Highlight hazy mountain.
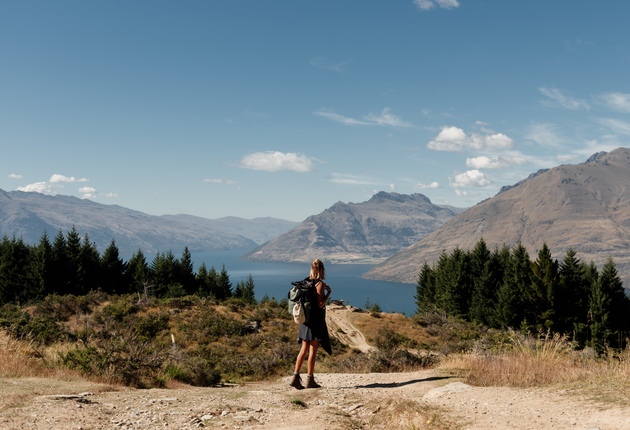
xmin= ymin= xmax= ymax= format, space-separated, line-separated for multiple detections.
xmin=159 ymin=214 xmax=299 ymax=245
xmin=240 ymin=192 xmax=464 ymax=263
xmin=0 ymin=190 xmax=268 ymax=256
xmin=362 ymin=148 xmax=630 ymax=285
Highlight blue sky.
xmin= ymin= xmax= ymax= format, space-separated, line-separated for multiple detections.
xmin=2 ymin=1 xmax=629 ymax=222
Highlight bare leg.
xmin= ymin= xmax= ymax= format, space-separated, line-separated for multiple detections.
xmin=294 ymin=340 xmax=310 ymax=374
xmin=307 ymin=340 xmax=320 ymax=375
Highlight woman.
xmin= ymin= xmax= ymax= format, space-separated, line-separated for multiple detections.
xmin=290 ymin=259 xmax=332 ymax=389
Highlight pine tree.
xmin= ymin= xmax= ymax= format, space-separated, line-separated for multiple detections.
xmin=415 ymin=261 xmax=436 ymax=314
xmin=435 ymin=247 xmax=472 ymax=318
xmin=77 ymin=233 xmax=100 ymax=295
xmin=495 ymin=243 xmax=529 ymax=329
xmin=100 ymin=239 xmax=128 ymax=294
xmin=176 ymin=247 xmax=196 ymax=295
xmin=151 ymin=250 xmax=177 ymax=297
xmin=65 ymin=226 xmax=82 ymax=295
xmin=127 ymin=249 xmax=149 ymax=294
xmin=216 ymin=264 xmax=232 ymax=300
xmin=240 ymin=274 xmax=256 ymax=304
xmin=196 ymin=262 xmax=218 ymax=298
xmin=28 ymin=230 xmax=53 ymax=300
xmin=590 ymin=257 xmax=630 ymax=349
xmin=0 ymin=236 xmax=31 ymax=305
xmin=526 ymin=243 xmax=559 ymax=331
xmin=51 ymin=229 xmax=69 ymax=295
xmin=469 ymin=239 xmax=500 ymax=326
xmin=557 ymin=249 xmax=589 ymax=341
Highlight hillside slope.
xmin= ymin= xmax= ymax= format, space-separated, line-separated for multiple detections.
xmin=159 ymin=214 xmax=299 ymax=245
xmin=240 ymin=192 xmax=462 ymax=263
xmin=362 ymin=147 xmax=630 ymax=285
xmin=0 ymin=190 xmax=258 ymax=255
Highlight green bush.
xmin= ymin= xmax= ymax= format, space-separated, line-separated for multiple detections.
xmin=135 ymin=312 xmax=170 ymax=340
xmin=0 ymin=304 xmax=66 ymax=345
xmin=102 ymin=297 xmax=140 ymax=322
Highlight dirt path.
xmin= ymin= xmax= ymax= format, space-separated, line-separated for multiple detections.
xmin=2 ymin=308 xmax=630 ymax=429
xmin=325 ymin=304 xmax=374 ymax=353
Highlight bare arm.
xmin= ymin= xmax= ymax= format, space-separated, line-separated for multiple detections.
xmin=315 ymin=281 xmax=331 ymax=308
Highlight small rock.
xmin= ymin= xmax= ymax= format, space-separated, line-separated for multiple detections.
xmin=78 ymin=392 xmax=94 ymax=396
xmin=201 ymin=415 xmax=214 ymax=420
xmin=423 ymin=383 xmax=473 ymax=399
xmin=221 ymin=411 xmax=229 ymax=417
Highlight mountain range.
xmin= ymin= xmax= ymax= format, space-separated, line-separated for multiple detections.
xmin=0 ymin=189 xmax=297 ymax=256
xmin=240 ymin=191 xmax=465 ymax=263
xmin=362 ymin=148 xmax=630 ymax=286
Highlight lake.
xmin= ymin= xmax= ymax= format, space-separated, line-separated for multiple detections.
xmin=190 ymin=250 xmax=417 ymax=315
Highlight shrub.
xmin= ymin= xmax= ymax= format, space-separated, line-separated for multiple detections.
xmin=135 ymin=312 xmax=170 ymax=340
xmin=0 ymin=304 xmax=66 ymax=345
xmin=102 ymin=297 xmax=140 ymax=322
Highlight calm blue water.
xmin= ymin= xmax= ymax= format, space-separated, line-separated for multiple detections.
xmin=190 ymin=250 xmax=417 ymax=315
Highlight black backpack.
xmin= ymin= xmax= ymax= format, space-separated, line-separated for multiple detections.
xmin=288 ymin=277 xmax=314 ymax=320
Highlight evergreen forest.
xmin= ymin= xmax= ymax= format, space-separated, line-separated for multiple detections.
xmin=0 ymin=227 xmax=256 ymax=306
xmin=415 ymin=238 xmax=630 ymax=351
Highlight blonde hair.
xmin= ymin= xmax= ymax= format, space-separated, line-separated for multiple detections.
xmin=309 ymin=259 xmax=326 ymax=280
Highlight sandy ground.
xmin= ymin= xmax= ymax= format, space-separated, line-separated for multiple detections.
xmin=1 ymin=307 xmax=629 ymax=429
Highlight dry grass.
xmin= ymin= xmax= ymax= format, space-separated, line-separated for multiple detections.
xmin=443 ymin=330 xmax=630 ymax=399
xmin=0 ymin=330 xmax=106 ymax=384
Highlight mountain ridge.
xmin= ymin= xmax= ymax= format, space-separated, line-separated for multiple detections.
xmin=240 ymin=191 xmax=464 ymax=263
xmin=362 ymin=147 xmax=630 ymax=286
xmin=0 ymin=190 xmax=295 ymax=256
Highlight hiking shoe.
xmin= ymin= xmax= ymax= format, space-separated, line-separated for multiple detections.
xmin=289 ymin=374 xmax=304 ymax=390
xmin=306 ymin=376 xmax=321 ymax=389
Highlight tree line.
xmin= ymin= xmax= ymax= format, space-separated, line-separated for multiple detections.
xmin=415 ymin=239 xmax=630 ymax=350
xmin=0 ymin=227 xmax=256 ymax=306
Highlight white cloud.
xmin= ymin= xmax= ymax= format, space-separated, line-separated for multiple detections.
xmin=79 ymin=187 xmax=97 ymax=193
xmin=454 ymin=189 xmax=468 ymax=196
xmin=310 ymin=57 xmax=351 ymax=73
xmin=203 ymin=178 xmax=241 ymax=189
xmin=598 ymin=92 xmax=630 ymax=113
xmin=427 ymin=126 xmax=515 ymax=151
xmin=413 ymin=0 xmax=459 ymax=10
xmin=8 ymin=174 xmax=22 ymax=179
xmin=557 ymin=154 xmax=580 ymax=163
xmin=49 ymin=174 xmax=89 ymax=183
xmin=239 ymin=151 xmax=315 ymax=172
xmin=105 ymin=193 xmax=118 ymax=198
xmin=364 ymin=108 xmax=413 ymax=127
xmin=475 ymin=121 xmax=489 ymax=126
xmin=414 ymin=182 xmax=440 ymax=190
xmin=538 ymin=87 xmax=590 ymax=110
xmin=449 ymin=170 xmax=492 ymax=188
xmin=81 ymin=193 xmax=96 ymax=199
xmin=389 ymin=184 xmax=397 ymax=191
xmin=598 ymin=118 xmax=630 ymax=135
xmin=329 ymin=173 xmax=376 ymax=185
xmin=466 ymin=155 xmax=528 ymax=170
xmin=314 ymin=108 xmax=412 ymax=127
xmin=313 ymin=110 xmax=372 ymax=125
xmin=17 ymin=182 xmax=54 ymax=194
xmin=527 ymin=123 xmax=565 ymax=147
xmin=360 ymin=188 xmax=379 ymax=194
xmin=421 ymin=109 xmax=431 ymax=115
xmin=466 ymin=156 xmax=510 ymax=169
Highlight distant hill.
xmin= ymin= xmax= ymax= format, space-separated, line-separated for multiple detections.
xmin=362 ymin=148 xmax=630 ymax=286
xmin=0 ymin=189 xmax=297 ymax=256
xmin=160 ymin=214 xmax=298 ymax=245
xmin=240 ymin=192 xmax=464 ymax=263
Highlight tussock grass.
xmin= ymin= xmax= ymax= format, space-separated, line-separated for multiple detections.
xmin=443 ymin=330 xmax=630 ymax=394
